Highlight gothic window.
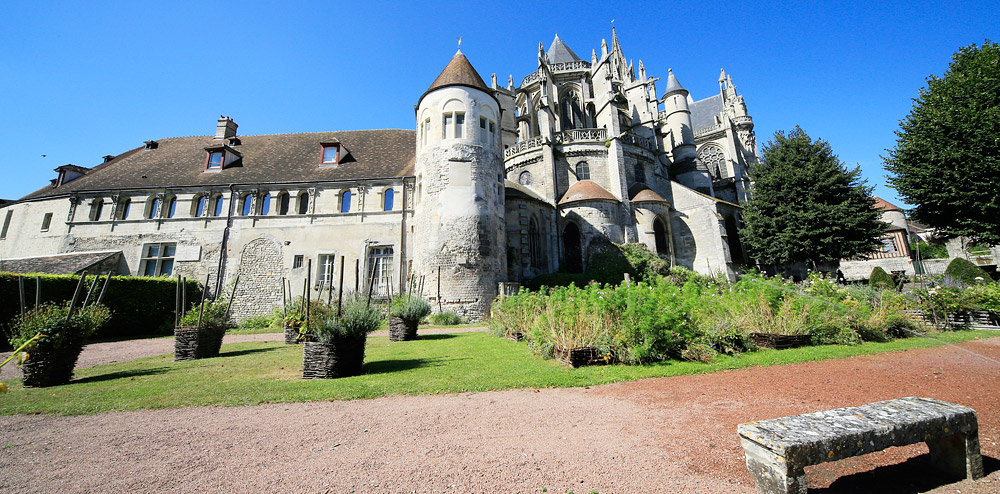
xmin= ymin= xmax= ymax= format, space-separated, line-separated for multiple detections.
xmin=193 ymin=195 xmax=207 ymax=217
xmin=697 ymin=144 xmax=726 ymax=179
xmin=529 ymin=217 xmax=542 ymax=269
xmin=519 ymin=171 xmax=531 ymax=186
xmin=575 ymin=162 xmax=590 ymax=180
xmin=561 ymin=94 xmax=583 ymax=131
xmin=212 ymin=195 xmax=224 ymax=217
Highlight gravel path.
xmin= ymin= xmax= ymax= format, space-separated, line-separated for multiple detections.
xmin=1 ymin=335 xmax=999 ymax=493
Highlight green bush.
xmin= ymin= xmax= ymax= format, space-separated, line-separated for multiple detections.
xmin=237 ymin=314 xmax=274 ymax=331
xmin=429 ymin=311 xmax=462 ymax=325
xmin=909 ymin=241 xmax=949 ymax=259
xmin=7 ymin=302 xmax=111 ymax=351
xmin=944 ymin=257 xmax=990 ymax=285
xmin=314 ymin=299 xmax=384 ymax=343
xmin=389 ymin=295 xmax=432 ymax=323
xmin=0 ymin=272 xmax=201 ymax=341
xmin=524 ymin=243 xmax=670 ymax=290
xmin=869 ymin=267 xmax=896 ymax=291
xmin=178 ymin=298 xmax=232 ymax=330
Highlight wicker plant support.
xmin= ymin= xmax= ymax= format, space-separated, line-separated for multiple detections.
xmin=302 ymin=338 xmax=366 ymax=379
xmin=388 ymin=316 xmax=418 ymax=341
xmin=554 ymin=346 xmax=605 ymax=368
xmin=20 ymin=341 xmax=86 ymax=387
xmin=284 ymin=325 xmax=301 ymax=345
xmin=174 ymin=325 xmax=227 ymax=361
xmin=749 ymin=332 xmax=812 ymax=350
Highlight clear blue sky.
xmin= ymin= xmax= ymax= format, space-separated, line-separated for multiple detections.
xmin=1 ymin=0 xmax=996 ymax=208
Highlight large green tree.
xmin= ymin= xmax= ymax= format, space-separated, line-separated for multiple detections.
xmin=884 ymin=40 xmax=1000 ymax=245
xmin=740 ymin=126 xmax=884 ymax=268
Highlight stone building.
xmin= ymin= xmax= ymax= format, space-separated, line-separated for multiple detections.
xmin=838 ymin=197 xmax=916 ymax=281
xmin=0 ymin=29 xmax=758 ymax=321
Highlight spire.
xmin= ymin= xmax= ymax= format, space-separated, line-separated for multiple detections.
xmin=663 ymin=68 xmax=686 ymax=96
xmin=591 ymin=49 xmax=597 ymax=65
xmin=611 ymin=26 xmax=621 ymax=53
xmin=507 ymin=74 xmax=513 ymax=91
xmin=538 ymin=42 xmax=547 ymax=67
xmin=638 ymin=60 xmax=646 ymax=81
xmin=546 ymin=33 xmax=582 ymax=63
xmin=719 ymin=68 xmax=727 ymax=83
xmin=601 ymin=38 xmax=608 ymax=57
xmin=420 ymin=50 xmax=491 ymax=105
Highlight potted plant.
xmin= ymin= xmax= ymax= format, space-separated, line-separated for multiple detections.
xmin=302 ymin=299 xmax=383 ymax=379
xmin=283 ymin=298 xmax=306 ymax=344
xmin=388 ymin=295 xmax=431 ymax=341
xmin=174 ymin=298 xmax=233 ymax=361
xmin=7 ymin=302 xmax=111 ymax=387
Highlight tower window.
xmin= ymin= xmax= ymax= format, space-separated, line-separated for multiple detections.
xmin=634 ymin=163 xmax=646 ymax=184
xmin=443 ymin=114 xmax=452 ymax=138
xmin=423 ymin=118 xmax=430 ymax=145
xmin=576 ymin=162 xmax=590 ymax=180
xmin=455 ymin=113 xmax=464 ymax=138
xmin=519 ymin=171 xmax=531 ymax=185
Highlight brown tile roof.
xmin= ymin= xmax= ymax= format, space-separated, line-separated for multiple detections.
xmin=872 ymin=196 xmax=901 ymax=211
xmin=419 ymin=50 xmax=492 ymax=106
xmin=628 ymin=184 xmax=670 ymax=204
xmin=558 ymin=180 xmax=619 ymax=206
xmin=18 ymin=129 xmax=416 ymax=201
xmin=0 ymin=251 xmax=121 ymax=275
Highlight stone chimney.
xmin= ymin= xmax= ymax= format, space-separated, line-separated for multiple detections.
xmin=215 ymin=116 xmax=238 ymax=140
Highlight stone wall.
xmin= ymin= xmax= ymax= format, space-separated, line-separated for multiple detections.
xmin=839 ymin=256 xmax=915 ymax=281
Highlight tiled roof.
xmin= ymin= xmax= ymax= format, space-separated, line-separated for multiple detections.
xmin=558 ymin=180 xmax=619 ymax=206
xmin=0 ymin=251 xmax=121 ymax=275
xmin=873 ymin=196 xmax=901 ymax=211
xmin=18 ymin=129 xmax=416 ymax=201
xmin=628 ymin=184 xmax=669 ymax=204
xmin=546 ymin=34 xmax=582 ymax=63
xmin=690 ymin=93 xmax=723 ymax=133
xmin=420 ymin=50 xmax=491 ymax=105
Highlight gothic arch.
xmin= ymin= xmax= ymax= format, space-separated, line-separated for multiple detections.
xmin=697 ymin=143 xmax=727 ymax=180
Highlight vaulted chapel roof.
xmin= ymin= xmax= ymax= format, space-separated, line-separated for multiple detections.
xmin=419 ymin=49 xmax=491 ymax=105
xmin=545 ymin=34 xmax=582 ymax=63
xmin=558 ymin=180 xmax=619 ymax=206
xmin=629 ymin=184 xmax=669 ymax=204
xmin=18 ymin=129 xmax=416 ymax=201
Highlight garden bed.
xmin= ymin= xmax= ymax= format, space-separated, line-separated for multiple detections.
xmin=749 ymin=333 xmax=812 ymax=350
xmin=554 ymin=346 xmax=609 ymax=368
xmin=174 ymin=325 xmax=227 ymax=361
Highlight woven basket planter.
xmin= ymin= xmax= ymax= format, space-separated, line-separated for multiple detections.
xmin=20 ymin=341 xmax=86 ymax=388
xmin=388 ymin=316 xmax=418 ymax=341
xmin=284 ymin=326 xmax=301 ymax=345
xmin=554 ymin=346 xmax=606 ymax=368
xmin=174 ymin=325 xmax=227 ymax=361
xmin=302 ymin=338 xmax=366 ymax=379
xmin=749 ymin=332 xmax=812 ymax=350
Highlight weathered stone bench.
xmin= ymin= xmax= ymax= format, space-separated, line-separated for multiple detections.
xmin=737 ymin=397 xmax=983 ymax=494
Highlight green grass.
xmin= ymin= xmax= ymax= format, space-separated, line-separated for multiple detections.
xmin=1 ymin=330 xmax=994 ymax=415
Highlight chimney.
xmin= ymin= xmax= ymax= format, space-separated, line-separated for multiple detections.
xmin=216 ymin=116 xmax=238 ymax=140
xmin=102 ymin=155 xmax=115 ymax=163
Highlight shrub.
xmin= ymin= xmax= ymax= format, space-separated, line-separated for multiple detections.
xmin=178 ymin=298 xmax=232 ymax=330
xmin=869 ymin=267 xmax=896 ymax=291
xmin=429 ymin=311 xmax=462 ymax=325
xmin=283 ymin=298 xmax=336 ymax=336
xmin=314 ymin=299 xmax=384 ymax=343
xmin=8 ymin=302 xmax=111 ymax=351
xmin=909 ymin=241 xmax=948 ymax=259
xmin=237 ymin=314 xmax=274 ymax=331
xmin=944 ymin=257 xmax=990 ymax=285
xmin=389 ymin=295 xmax=432 ymax=323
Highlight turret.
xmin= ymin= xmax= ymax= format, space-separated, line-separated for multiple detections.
xmin=413 ymin=50 xmax=506 ymax=320
xmin=661 ymin=69 xmax=712 ymax=194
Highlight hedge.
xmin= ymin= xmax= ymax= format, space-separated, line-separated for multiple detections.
xmin=1 ymin=272 xmax=202 ymax=343
xmin=944 ymin=257 xmax=990 ymax=285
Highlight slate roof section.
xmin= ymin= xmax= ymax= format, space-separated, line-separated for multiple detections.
xmin=18 ymin=129 xmax=416 ymax=201
xmin=663 ymin=69 xmax=686 ymax=95
xmin=420 ymin=50 xmax=491 ymax=106
xmin=546 ymin=34 xmax=582 ymax=63
xmin=0 ymin=251 xmax=121 ymax=275
xmin=558 ymin=180 xmax=619 ymax=206
xmin=690 ymin=93 xmax=724 ymax=133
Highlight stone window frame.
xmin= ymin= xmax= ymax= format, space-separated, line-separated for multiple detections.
xmin=239 ymin=193 xmax=253 ymax=216
xmin=297 ymin=191 xmax=310 ymax=215
xmin=89 ymin=198 xmax=105 ymax=221
xmin=276 ymin=191 xmax=290 ymax=215
xmin=117 ymin=197 xmax=132 ymax=220
xmin=382 ymin=187 xmax=394 ymax=212
xmin=145 ymin=197 xmax=161 ymax=219
xmin=164 ymin=195 xmax=178 ymax=218
xmin=258 ymin=192 xmax=271 ymax=215
xmin=211 ymin=194 xmax=225 ymax=217
xmin=292 ymin=254 xmax=305 ymax=270
xmin=339 ymin=189 xmax=352 ymax=213
xmin=139 ymin=242 xmax=176 ymax=277
xmin=192 ymin=194 xmax=208 ymax=217
xmin=40 ymin=212 xmax=53 ymax=232
xmin=366 ymin=245 xmax=394 ymax=297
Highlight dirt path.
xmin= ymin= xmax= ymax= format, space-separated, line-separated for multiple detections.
xmin=1 ymin=336 xmax=999 ymax=493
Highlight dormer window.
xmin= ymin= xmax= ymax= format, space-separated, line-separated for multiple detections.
xmin=207 ymin=151 xmax=223 ymax=169
xmin=203 ymin=144 xmax=241 ymax=171
xmin=321 ymin=143 xmax=340 ymax=165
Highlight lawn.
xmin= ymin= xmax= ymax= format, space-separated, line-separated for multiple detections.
xmin=1 ymin=330 xmax=994 ymax=415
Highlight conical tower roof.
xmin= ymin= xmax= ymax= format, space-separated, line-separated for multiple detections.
xmin=663 ymin=68 xmax=687 ymax=96
xmin=546 ymin=34 xmax=582 ymax=63
xmin=419 ymin=49 xmax=493 ymax=106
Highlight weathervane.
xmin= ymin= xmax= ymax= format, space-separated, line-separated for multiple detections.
xmin=457 ymin=36 xmax=462 ymax=50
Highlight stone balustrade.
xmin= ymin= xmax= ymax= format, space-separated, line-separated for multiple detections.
xmin=553 ymin=128 xmax=607 ymax=144
xmin=620 ymin=131 xmax=657 ymax=152
xmin=504 ymin=136 xmax=545 ymax=159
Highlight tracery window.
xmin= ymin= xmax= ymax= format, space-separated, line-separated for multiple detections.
xmin=697 ymin=144 xmax=726 ymax=179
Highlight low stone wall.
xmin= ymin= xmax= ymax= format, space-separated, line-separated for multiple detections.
xmin=839 ymin=256 xmax=914 ymax=281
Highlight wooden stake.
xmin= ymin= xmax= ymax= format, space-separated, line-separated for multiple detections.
xmin=437 ymin=266 xmax=442 ymax=313
xmin=81 ymin=274 xmax=100 ymax=309
xmin=195 ymin=273 xmax=210 ymax=329
xmin=224 ymin=275 xmax=240 ymax=322
xmin=366 ymin=260 xmax=377 ymax=307
xmin=336 ymin=255 xmax=345 ymax=316
xmin=95 ymin=271 xmax=112 ymax=306
xmin=65 ymin=272 xmax=88 ymax=322
xmin=354 ymin=259 xmax=360 ymax=293
xmin=181 ymin=277 xmax=187 ymax=316
xmin=17 ymin=275 xmax=25 ymax=316
xmin=175 ymin=274 xmax=182 ymax=327
xmin=305 ymin=258 xmax=312 ymax=332
xmin=281 ymin=277 xmax=287 ymax=320
xmin=34 ymin=276 xmax=40 ymax=312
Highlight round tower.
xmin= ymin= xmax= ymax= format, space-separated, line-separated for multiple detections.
xmin=661 ymin=69 xmax=713 ymax=194
xmin=413 ymin=50 xmax=506 ymax=320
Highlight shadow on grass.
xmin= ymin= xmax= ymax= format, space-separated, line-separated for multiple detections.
xmin=72 ymin=366 xmax=170 ymax=384
xmin=416 ymin=334 xmax=459 ymax=341
xmin=220 ymin=346 xmax=282 ymax=358
xmin=810 ymin=453 xmax=999 ymax=493
xmin=363 ymin=356 xmax=470 ymax=375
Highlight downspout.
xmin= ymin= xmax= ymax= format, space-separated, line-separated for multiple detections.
xmin=215 ymin=184 xmax=236 ymax=296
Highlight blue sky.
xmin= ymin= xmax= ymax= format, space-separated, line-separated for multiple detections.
xmin=1 ymin=0 xmax=996 ymax=208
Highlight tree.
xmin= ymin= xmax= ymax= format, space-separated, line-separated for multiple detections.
xmin=884 ymin=40 xmax=1000 ymax=245
xmin=740 ymin=126 xmax=885 ymax=269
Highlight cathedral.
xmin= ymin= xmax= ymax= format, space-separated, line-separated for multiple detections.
xmin=0 ymin=29 xmax=758 ymax=321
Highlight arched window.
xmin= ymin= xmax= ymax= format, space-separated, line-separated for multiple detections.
xmin=561 ymin=94 xmax=583 ymax=131
xmin=634 ymin=163 xmax=646 ymax=184
xmin=118 ymin=198 xmax=131 ymax=220
xmin=519 ymin=171 xmax=531 ymax=185
xmin=653 ymin=218 xmax=670 ymax=257
xmin=277 ymin=192 xmax=290 ymax=215
xmin=297 ymin=192 xmax=310 ymax=214
xmin=166 ymin=197 xmax=177 ymax=218
xmin=260 ymin=193 xmax=271 ymax=215
xmin=240 ymin=194 xmax=252 ymax=216
xmin=194 ymin=195 xmax=207 ymax=217
xmin=90 ymin=199 xmax=104 ymax=221
xmin=575 ymin=162 xmax=590 ymax=180
xmin=383 ymin=188 xmax=393 ymax=211
xmin=529 ymin=217 xmax=542 ymax=269
xmin=340 ymin=189 xmax=351 ymax=213
xmin=697 ymin=144 xmax=726 ymax=180
xmin=147 ymin=198 xmax=160 ymax=219
xmin=212 ymin=195 xmax=225 ymax=217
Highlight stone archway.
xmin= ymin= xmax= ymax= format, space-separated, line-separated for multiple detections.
xmin=653 ymin=217 xmax=670 ymax=257
xmin=233 ymin=237 xmax=284 ymax=320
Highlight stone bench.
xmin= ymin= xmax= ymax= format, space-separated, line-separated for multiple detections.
xmin=737 ymin=397 xmax=983 ymax=494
